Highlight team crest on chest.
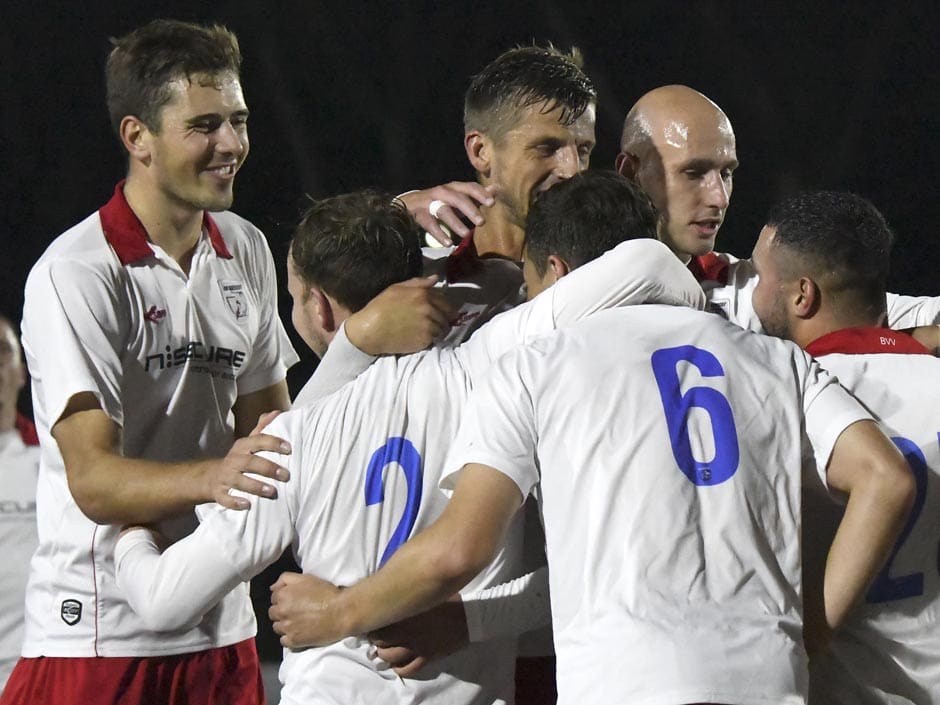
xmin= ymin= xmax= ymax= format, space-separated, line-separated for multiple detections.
xmin=218 ymin=280 xmax=249 ymax=322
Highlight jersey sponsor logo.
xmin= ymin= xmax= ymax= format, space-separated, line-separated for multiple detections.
xmin=144 ymin=305 xmax=167 ymax=323
xmin=218 ymin=280 xmax=249 ymax=322
xmin=144 ymin=341 xmax=246 ymax=378
xmin=450 ymin=309 xmax=481 ymax=328
xmin=61 ymin=599 xmax=82 ymax=625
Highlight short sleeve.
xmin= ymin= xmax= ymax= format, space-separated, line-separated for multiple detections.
xmin=22 ymin=257 xmax=128 ymax=428
xmin=886 ymin=293 xmax=940 ymax=328
xmin=799 ymin=354 xmax=874 ymax=489
xmin=234 ymin=230 xmax=298 ymax=395
xmin=441 ymin=346 xmax=541 ymax=499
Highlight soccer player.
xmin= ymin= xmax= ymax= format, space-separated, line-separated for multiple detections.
xmin=615 ymin=84 xmax=940 ymax=329
xmin=1 ymin=20 xmax=298 ymax=705
xmin=749 ymin=190 xmax=940 ymax=704
xmin=0 ymin=316 xmax=38 ymax=695
xmin=112 ymin=174 xmax=705 ymax=704
xmin=264 ymin=215 xmax=915 ymax=704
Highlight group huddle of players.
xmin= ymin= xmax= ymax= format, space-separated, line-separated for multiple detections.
xmin=2 ymin=16 xmax=939 ymax=705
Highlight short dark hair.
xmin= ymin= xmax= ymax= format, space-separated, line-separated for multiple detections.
xmin=463 ymin=45 xmax=596 ymax=140
xmin=766 ymin=190 xmax=894 ymax=314
xmin=524 ymin=171 xmax=658 ymax=276
xmin=106 ymin=19 xmax=242 ymax=137
xmin=290 ymin=191 xmax=424 ymax=312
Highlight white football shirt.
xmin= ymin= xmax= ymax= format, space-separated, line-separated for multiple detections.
xmin=20 ymin=183 xmax=298 ymax=657
xmin=0 ymin=430 xmax=39 ymax=692
xmin=803 ymin=328 xmax=940 ymax=705
xmin=444 ymin=305 xmax=872 ymax=705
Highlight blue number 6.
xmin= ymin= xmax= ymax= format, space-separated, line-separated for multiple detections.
xmin=364 ymin=437 xmax=423 ymax=566
xmin=651 ymin=345 xmax=739 ymax=486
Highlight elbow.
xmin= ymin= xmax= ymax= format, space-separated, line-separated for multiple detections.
xmin=68 ymin=476 xmax=115 ymax=525
xmin=434 ymin=535 xmax=494 ymax=593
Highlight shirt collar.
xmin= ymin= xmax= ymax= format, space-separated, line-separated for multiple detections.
xmin=445 ymin=228 xmax=481 ymax=282
xmin=805 ymin=327 xmax=932 ymax=357
xmin=687 ymin=252 xmax=730 ymax=285
xmin=99 ymin=180 xmax=233 ymax=265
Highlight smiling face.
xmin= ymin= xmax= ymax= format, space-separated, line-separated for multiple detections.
xmin=143 ymin=71 xmax=249 ymax=214
xmin=481 ymin=101 xmax=596 ymax=227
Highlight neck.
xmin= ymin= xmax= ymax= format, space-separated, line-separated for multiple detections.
xmin=123 ymin=176 xmax=203 ymax=267
xmin=795 ymin=309 xmax=884 ymax=350
xmin=471 ymin=203 xmax=525 ymax=261
xmin=0 ymin=400 xmax=17 ymax=434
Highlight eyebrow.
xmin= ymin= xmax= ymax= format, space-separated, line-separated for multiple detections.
xmin=679 ymin=157 xmax=739 ymax=171
xmin=186 ymin=109 xmax=250 ymax=125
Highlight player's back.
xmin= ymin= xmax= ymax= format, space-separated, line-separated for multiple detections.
xmin=279 ymin=349 xmax=520 ymax=705
xmin=807 ymin=335 xmax=940 ymax=705
xmin=507 ymin=304 xmax=842 ymax=705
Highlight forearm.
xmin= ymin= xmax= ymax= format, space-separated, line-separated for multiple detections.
xmin=462 ymin=565 xmax=551 ymax=642
xmin=67 ymin=451 xmax=218 ymax=525
xmin=824 ymin=472 xmax=914 ymax=630
xmin=333 ymin=521 xmax=481 ymax=642
xmin=115 ymin=528 xmax=245 ymax=631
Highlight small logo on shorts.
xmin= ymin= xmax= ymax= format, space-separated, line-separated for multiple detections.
xmin=218 ymin=280 xmax=248 ymax=322
xmin=61 ymin=599 xmax=82 ymax=625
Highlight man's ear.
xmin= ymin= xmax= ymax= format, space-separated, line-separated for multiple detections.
xmin=615 ymin=151 xmax=639 ymax=180
xmin=311 ymin=288 xmax=336 ymax=333
xmin=793 ymin=277 xmax=821 ymax=319
xmin=465 ymin=131 xmax=491 ymax=176
xmin=547 ymin=255 xmax=571 ymax=281
xmin=120 ymin=116 xmax=152 ymax=166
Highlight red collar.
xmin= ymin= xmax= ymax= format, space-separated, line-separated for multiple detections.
xmin=445 ymin=229 xmax=481 ymax=282
xmin=688 ymin=253 xmax=730 ymax=285
xmin=805 ymin=327 xmax=932 ymax=357
xmin=99 ymin=181 xmax=232 ymax=265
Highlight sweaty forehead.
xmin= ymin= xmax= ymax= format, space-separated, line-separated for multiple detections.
xmin=503 ymin=101 xmax=596 ymax=140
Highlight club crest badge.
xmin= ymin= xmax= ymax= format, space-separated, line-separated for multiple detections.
xmin=218 ymin=280 xmax=249 ymax=322
xmin=61 ymin=598 xmax=82 ymax=625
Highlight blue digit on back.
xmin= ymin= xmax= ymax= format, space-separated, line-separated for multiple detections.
xmin=364 ymin=437 xmax=423 ymax=566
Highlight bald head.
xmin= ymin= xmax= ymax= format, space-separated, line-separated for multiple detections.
xmin=616 ymin=85 xmax=738 ymax=261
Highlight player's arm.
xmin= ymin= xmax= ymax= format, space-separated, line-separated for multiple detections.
xmin=232 ymin=379 xmax=290 ymax=437
xmin=821 ymin=419 xmax=915 ymax=636
xmin=370 ymin=566 xmax=551 ymax=676
xmin=53 ymin=392 xmax=291 ymax=525
xmin=904 ymin=325 xmax=940 ymax=355
xmin=399 ymin=182 xmax=495 ymax=245
xmin=269 ymin=463 xmax=524 ymax=648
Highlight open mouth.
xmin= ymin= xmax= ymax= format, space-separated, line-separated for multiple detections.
xmin=206 ymin=164 xmax=237 ymax=178
xmin=693 ymin=220 xmax=722 ymax=236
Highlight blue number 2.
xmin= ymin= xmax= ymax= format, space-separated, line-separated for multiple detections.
xmin=364 ymin=437 xmax=423 ymax=566
xmin=651 ymin=345 xmax=739 ymax=486
xmin=865 ymin=435 xmax=929 ymax=603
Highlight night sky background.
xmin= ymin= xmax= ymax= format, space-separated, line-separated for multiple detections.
xmin=3 ymin=0 xmax=939 ymax=657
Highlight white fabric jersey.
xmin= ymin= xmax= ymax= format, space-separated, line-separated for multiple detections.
xmin=691 ymin=251 xmax=940 ymax=331
xmin=444 ymin=306 xmax=872 ymax=705
xmin=113 ymin=239 xmax=706 ymax=704
xmin=802 ymin=328 xmax=940 ymax=705
xmin=20 ymin=183 xmax=298 ymax=657
xmin=0 ymin=430 xmax=39 ymax=691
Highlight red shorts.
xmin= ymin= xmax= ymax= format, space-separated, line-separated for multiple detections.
xmin=0 ymin=638 xmax=264 ymax=705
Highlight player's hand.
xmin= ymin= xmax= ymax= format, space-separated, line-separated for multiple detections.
xmin=269 ymin=572 xmax=345 ymax=648
xmin=201 ymin=433 xmax=291 ymax=510
xmin=400 ymin=182 xmax=495 ymax=245
xmin=367 ymin=596 xmax=468 ymax=676
xmin=345 ymin=276 xmax=457 ymax=355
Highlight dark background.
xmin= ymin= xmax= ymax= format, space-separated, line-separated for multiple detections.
xmin=4 ymin=0 xmax=938 ymax=656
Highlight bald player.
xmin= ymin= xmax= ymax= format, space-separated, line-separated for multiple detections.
xmin=750 ymin=190 xmax=940 ymax=704
xmin=616 ymin=84 xmax=940 ymax=330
